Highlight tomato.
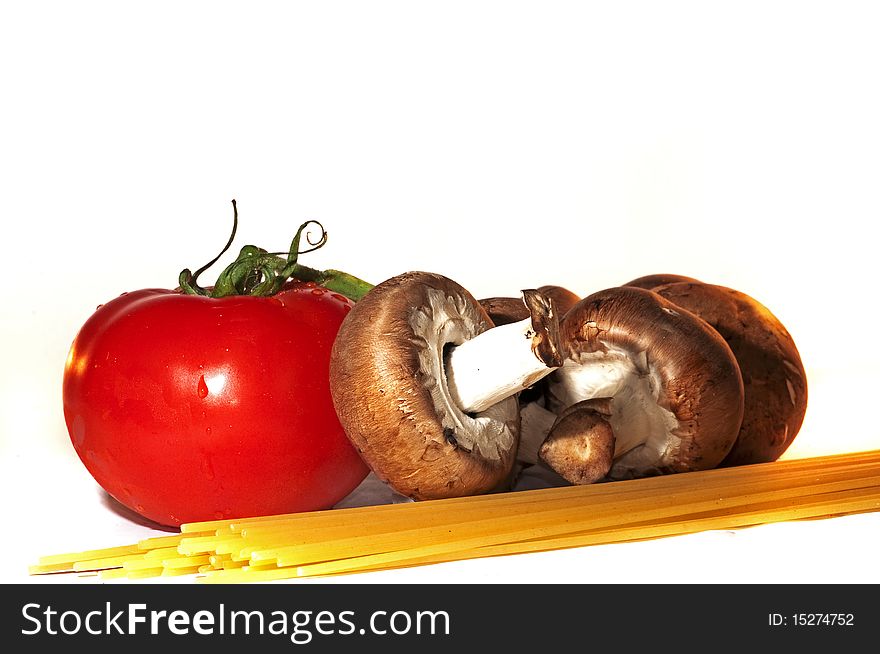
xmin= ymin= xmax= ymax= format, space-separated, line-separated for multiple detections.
xmin=62 ymin=282 xmax=369 ymax=528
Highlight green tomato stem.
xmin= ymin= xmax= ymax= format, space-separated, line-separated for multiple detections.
xmin=178 ymin=200 xmax=375 ymax=302
xmin=289 ymin=265 xmax=375 ymax=302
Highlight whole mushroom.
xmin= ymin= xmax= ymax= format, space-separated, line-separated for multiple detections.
xmin=537 ymin=399 xmax=616 ymax=485
xmin=329 ymin=272 xmax=565 ymax=500
xmin=540 ymin=286 xmax=746 ymax=480
xmin=626 ymin=277 xmax=808 ymax=465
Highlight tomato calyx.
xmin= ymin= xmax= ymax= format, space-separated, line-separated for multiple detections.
xmin=178 ymin=199 xmax=375 ymax=301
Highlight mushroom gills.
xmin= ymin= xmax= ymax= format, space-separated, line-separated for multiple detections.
xmin=546 ymin=344 xmax=680 ymax=470
xmin=518 ymin=401 xmax=558 ymax=465
xmin=409 ymin=287 xmax=519 ymax=462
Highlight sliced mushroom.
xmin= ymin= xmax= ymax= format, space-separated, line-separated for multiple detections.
xmin=545 ymin=286 xmax=745 ymax=479
xmin=480 ymin=285 xmax=581 ymax=326
xmin=646 ymin=281 xmax=808 ymax=465
xmin=538 ymin=399 xmax=616 ymax=485
xmin=329 ymin=271 xmax=563 ymax=500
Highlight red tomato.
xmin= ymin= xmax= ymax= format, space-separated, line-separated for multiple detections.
xmin=62 ymin=283 xmax=369 ymax=528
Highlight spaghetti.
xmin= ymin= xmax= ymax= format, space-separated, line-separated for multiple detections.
xmin=30 ymin=450 xmax=880 ymax=583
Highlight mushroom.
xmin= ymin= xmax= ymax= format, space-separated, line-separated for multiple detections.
xmin=480 ymin=285 xmax=581 ymax=326
xmin=537 ymin=399 xmax=616 ymax=485
xmin=635 ymin=280 xmax=808 ymax=465
xmin=543 ymin=286 xmax=745 ymax=480
xmin=329 ymin=271 xmax=565 ymax=500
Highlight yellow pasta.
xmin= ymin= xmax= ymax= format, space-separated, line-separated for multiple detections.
xmin=37 ymin=543 xmax=142 ymax=567
xmin=30 ymin=450 xmax=880 ymax=583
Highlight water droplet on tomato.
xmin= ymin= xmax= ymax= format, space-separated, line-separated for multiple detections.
xmin=197 ymin=375 xmax=209 ymax=398
xmin=214 ymin=511 xmax=225 ymax=520
xmin=72 ymin=415 xmax=86 ymax=446
xmin=305 ymin=281 xmax=316 ymax=288
xmin=201 ymin=456 xmax=216 ymax=480
xmin=205 ymin=426 xmax=212 ymax=435
xmin=342 ymin=304 xmax=351 ymax=314
xmin=136 ymin=504 xmax=145 ymax=513
xmin=96 ymin=304 xmax=103 ymax=310
xmin=268 ymin=297 xmax=283 ymax=307
xmin=311 ymin=287 xmax=325 ymax=295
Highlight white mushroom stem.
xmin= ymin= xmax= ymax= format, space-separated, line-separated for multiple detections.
xmin=546 ymin=346 xmax=678 ymax=461
xmin=445 ymin=317 xmax=559 ymax=414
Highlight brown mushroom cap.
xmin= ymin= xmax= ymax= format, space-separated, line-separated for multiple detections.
xmin=649 ymin=281 xmax=808 ymax=465
xmin=538 ymin=399 xmax=615 ymax=485
xmin=329 ymin=271 xmax=520 ymax=500
xmin=547 ymin=286 xmax=745 ymax=478
xmin=624 ymin=273 xmax=701 ymax=290
xmin=478 ymin=297 xmax=529 ymax=326
xmin=480 ymin=285 xmax=580 ymax=326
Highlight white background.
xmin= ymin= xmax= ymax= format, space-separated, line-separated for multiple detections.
xmin=1 ymin=1 xmax=878 ymax=583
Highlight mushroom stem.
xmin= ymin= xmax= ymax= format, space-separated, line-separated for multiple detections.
xmin=445 ymin=289 xmax=563 ymax=414
xmin=445 ymin=320 xmax=553 ymax=414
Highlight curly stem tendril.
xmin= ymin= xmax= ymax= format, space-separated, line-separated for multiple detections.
xmin=178 ymin=200 xmax=373 ymax=301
